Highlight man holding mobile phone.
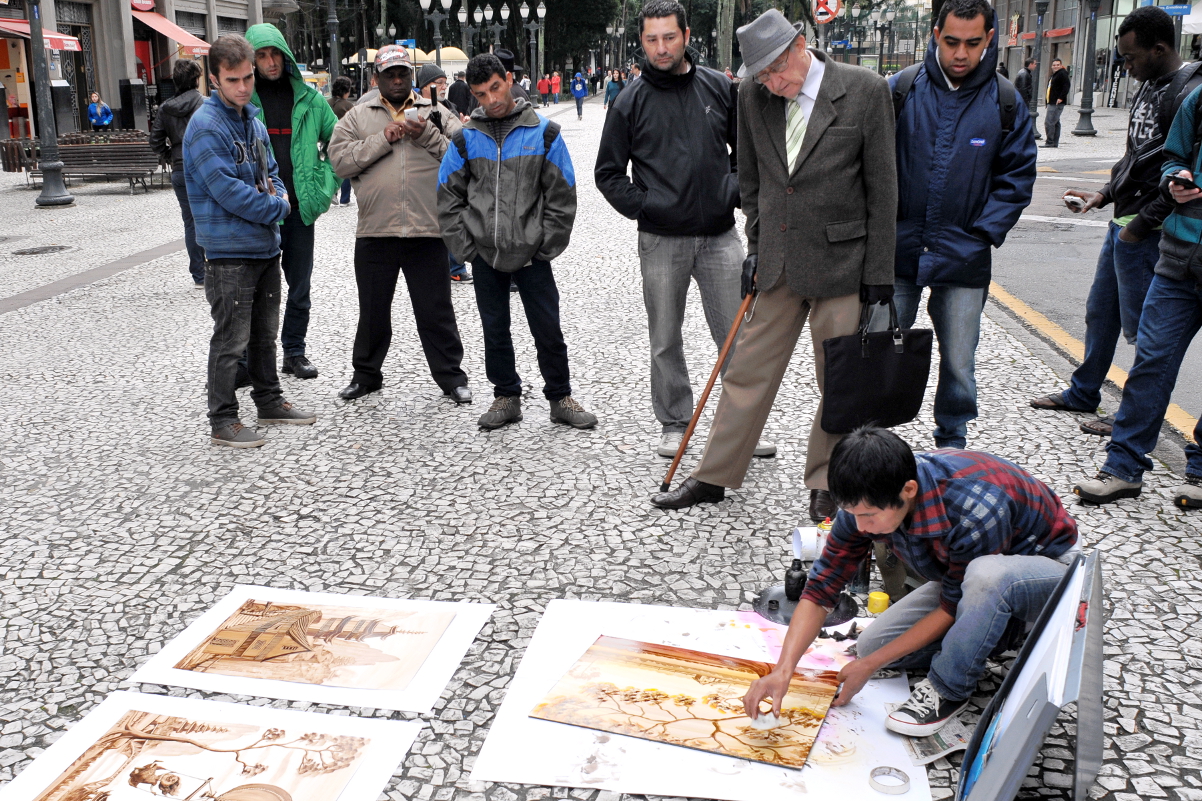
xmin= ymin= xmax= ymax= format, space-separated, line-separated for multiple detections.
xmin=1032 ymin=7 xmax=1201 ymax=441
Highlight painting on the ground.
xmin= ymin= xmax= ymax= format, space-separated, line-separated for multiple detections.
xmin=173 ymin=598 xmax=456 ymax=691
xmin=530 ymin=635 xmax=839 ymax=768
xmin=32 ymin=708 xmax=369 ymax=801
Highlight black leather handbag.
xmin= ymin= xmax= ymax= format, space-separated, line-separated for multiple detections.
xmin=820 ymin=300 xmax=933 ymax=435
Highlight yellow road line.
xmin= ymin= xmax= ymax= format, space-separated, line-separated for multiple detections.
xmin=989 ymin=281 xmax=1197 ymax=442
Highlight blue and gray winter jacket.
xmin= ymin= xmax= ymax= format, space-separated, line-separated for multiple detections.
xmin=891 ymin=23 xmax=1037 ymax=288
xmin=1157 ymin=84 xmax=1202 ymax=284
xmin=183 ymin=92 xmax=290 ymax=261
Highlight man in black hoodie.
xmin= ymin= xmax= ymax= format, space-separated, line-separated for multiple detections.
xmin=596 ymin=0 xmax=774 ymax=462
xmin=150 ymin=59 xmax=205 ymax=286
xmin=1043 ymin=58 xmax=1071 ymax=147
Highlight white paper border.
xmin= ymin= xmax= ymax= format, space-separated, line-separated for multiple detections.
xmin=2 ymin=691 xmax=422 ymax=801
xmin=128 ymin=585 xmax=495 ymax=713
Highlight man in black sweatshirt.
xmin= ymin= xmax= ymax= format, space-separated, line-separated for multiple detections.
xmin=1043 ymin=57 xmax=1072 ymax=147
xmin=596 ymin=0 xmax=773 ymax=462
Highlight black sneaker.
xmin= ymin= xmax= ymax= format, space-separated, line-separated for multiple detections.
xmin=549 ymin=395 xmax=598 ymax=429
xmin=478 ymin=396 xmax=522 ymax=429
xmin=885 ymin=678 xmax=969 ymax=736
xmin=282 ymin=355 xmax=318 ymax=379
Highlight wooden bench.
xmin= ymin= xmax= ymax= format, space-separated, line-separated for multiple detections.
xmin=14 ymin=130 xmax=166 ymax=193
xmin=0 ymin=139 xmax=38 ymax=175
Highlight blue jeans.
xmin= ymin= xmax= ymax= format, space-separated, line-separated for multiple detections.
xmin=170 ymin=170 xmax=205 ymax=283
xmin=339 ymin=178 xmax=352 ymax=205
xmin=881 ymin=280 xmax=988 ymax=448
xmin=279 ymin=211 xmax=315 ymax=358
xmin=575 ymin=96 xmax=584 ymax=116
xmin=449 ymin=251 xmax=469 ymax=278
xmin=1061 ymin=223 xmax=1161 ymax=411
xmin=858 ymin=551 xmax=1076 ymax=702
xmin=1102 ymin=273 xmax=1202 ymax=482
xmin=473 ymin=257 xmax=571 ymax=400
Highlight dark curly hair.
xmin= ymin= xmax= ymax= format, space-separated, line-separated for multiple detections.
xmin=1118 ymin=5 xmax=1176 ymax=50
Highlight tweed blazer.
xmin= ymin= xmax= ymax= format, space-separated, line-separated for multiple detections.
xmin=738 ymin=50 xmax=897 ymax=298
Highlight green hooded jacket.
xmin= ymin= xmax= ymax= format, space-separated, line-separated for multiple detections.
xmin=245 ymin=23 xmax=339 ymax=226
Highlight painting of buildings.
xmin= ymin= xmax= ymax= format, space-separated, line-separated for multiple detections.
xmin=531 ymin=636 xmax=839 ymax=769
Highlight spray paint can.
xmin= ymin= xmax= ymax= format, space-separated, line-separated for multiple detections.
xmin=784 ymin=558 xmax=806 ymax=601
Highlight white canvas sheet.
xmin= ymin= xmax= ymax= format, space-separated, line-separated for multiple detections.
xmin=129 ymin=585 xmax=495 ymax=713
xmin=471 ymin=600 xmax=932 ymax=801
xmin=3 ymin=691 xmax=421 ymax=801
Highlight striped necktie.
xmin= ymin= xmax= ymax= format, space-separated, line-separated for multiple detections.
xmin=786 ymin=98 xmax=806 ymax=173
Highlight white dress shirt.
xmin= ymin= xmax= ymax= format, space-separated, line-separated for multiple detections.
xmin=788 ymin=49 xmax=827 ymax=122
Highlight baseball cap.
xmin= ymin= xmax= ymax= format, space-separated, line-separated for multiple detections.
xmin=375 ymin=45 xmax=413 ymax=73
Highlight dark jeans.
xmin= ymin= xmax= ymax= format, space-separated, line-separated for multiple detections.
xmin=1103 ymin=273 xmax=1202 ymax=482
xmin=339 ymin=178 xmax=352 ymax=204
xmin=541 ymin=92 xmax=551 ymax=106
xmin=280 ymin=211 xmax=315 ymax=358
xmin=205 ymin=256 xmax=284 ymax=428
xmin=473 ymin=257 xmax=571 ymax=400
xmin=1062 ymin=223 xmax=1161 ymax=411
xmin=352 ymin=237 xmax=467 ymax=392
xmin=575 ymin=96 xmax=584 ymax=116
xmin=1045 ymin=102 xmax=1064 ymax=145
xmin=170 ymin=170 xmax=205 ymax=283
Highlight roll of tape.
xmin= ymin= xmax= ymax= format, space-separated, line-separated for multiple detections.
xmin=869 ymin=766 xmax=910 ymax=795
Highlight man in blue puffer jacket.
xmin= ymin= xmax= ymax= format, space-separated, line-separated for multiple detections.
xmin=885 ymin=0 xmax=1036 ymax=449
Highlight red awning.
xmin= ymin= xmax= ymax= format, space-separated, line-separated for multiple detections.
xmin=0 ymin=19 xmax=82 ymax=51
xmin=131 ymin=10 xmax=210 ymax=56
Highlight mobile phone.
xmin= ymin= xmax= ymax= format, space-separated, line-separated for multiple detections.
xmin=1063 ymin=195 xmax=1086 ymax=211
xmin=404 ymin=108 xmax=420 ymax=123
xmin=1171 ymin=173 xmax=1200 ymax=192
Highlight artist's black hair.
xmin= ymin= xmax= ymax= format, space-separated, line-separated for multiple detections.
xmin=827 ymin=427 xmax=918 ymax=510
xmin=173 ymin=58 xmax=202 ymax=91
xmin=936 ymin=0 xmax=994 ymax=34
xmin=1118 ymin=5 xmax=1176 ymax=51
xmin=639 ymin=0 xmax=688 ymax=35
xmin=466 ymin=53 xmax=507 ymax=87
xmin=331 ymin=75 xmax=353 ymax=97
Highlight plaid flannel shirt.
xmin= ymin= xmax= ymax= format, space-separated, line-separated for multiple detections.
xmin=800 ymin=450 xmax=1078 ymax=617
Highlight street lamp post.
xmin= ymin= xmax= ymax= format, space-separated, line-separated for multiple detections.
xmin=1029 ymin=0 xmax=1049 ymax=136
xmin=851 ymin=6 xmax=862 ymax=63
xmin=520 ymin=2 xmax=545 ymax=83
xmin=419 ymin=0 xmax=453 ymax=67
xmin=327 ymin=0 xmax=339 ymax=78
xmin=483 ymin=3 xmax=508 ymax=52
xmin=459 ymin=6 xmax=479 ymax=55
xmin=1072 ymin=0 xmax=1102 ymax=136
xmin=26 ymin=0 xmax=73 ymax=207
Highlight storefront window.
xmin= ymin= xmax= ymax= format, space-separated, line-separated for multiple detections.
xmin=1054 ymin=0 xmax=1079 ymax=29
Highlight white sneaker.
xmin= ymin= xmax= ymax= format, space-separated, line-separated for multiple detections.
xmin=754 ymin=440 xmax=777 ymax=457
xmin=658 ymin=431 xmax=685 ymax=458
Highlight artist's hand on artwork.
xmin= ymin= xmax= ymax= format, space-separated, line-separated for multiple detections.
xmin=832 ymin=657 xmax=878 ymax=707
xmin=742 ymin=668 xmax=792 ymax=718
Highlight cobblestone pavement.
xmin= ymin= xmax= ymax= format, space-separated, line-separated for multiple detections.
xmin=2 ymin=96 xmax=1201 ymax=801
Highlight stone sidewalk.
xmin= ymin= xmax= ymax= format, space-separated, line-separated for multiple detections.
xmin=1 ymin=96 xmax=1200 ymax=801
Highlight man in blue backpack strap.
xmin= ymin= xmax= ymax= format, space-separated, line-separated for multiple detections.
xmin=882 ymin=0 xmax=1036 ymax=450
xmin=1032 ymin=6 xmax=1200 ymax=439
xmin=184 ymin=35 xmax=317 ymax=448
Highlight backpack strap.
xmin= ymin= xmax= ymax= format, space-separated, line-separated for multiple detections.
xmin=542 ymin=119 xmax=561 ymax=152
xmin=996 ymin=75 xmax=1018 ymax=137
xmin=892 ymin=63 xmax=924 ymax=121
xmin=1161 ymin=60 xmax=1202 ymax=140
xmin=451 ymin=128 xmax=469 ymax=168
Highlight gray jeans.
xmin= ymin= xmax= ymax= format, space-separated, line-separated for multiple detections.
xmin=1044 ymin=102 xmax=1065 ymax=144
xmin=638 ymin=229 xmax=744 ymax=432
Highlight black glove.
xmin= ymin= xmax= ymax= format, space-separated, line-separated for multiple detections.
xmin=741 ymin=254 xmax=758 ymax=299
xmin=860 ymin=283 xmax=895 ymax=305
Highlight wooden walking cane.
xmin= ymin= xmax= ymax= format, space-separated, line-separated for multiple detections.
xmin=660 ymin=290 xmax=756 ymax=493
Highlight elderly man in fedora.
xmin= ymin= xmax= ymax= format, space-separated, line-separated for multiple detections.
xmin=652 ymin=9 xmax=898 ymax=519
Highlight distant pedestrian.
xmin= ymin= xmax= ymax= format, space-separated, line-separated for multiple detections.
xmin=570 ymin=71 xmax=587 ymax=119
xmin=150 ymin=59 xmax=206 ymax=286
xmin=328 ymin=76 xmax=355 ymax=207
xmin=520 ymin=73 xmax=532 ymax=93
xmin=448 ymin=70 xmax=476 ymax=115
xmin=538 ymin=73 xmax=552 ymax=106
xmin=87 ymin=92 xmax=113 ymax=131
xmin=724 ymin=67 xmax=735 ymax=81
xmin=551 ymin=70 xmax=561 ymax=102
xmin=439 ymin=53 xmax=598 ymax=432
xmin=603 ymin=69 xmax=624 ymax=109
xmin=996 ymin=62 xmax=1009 ymax=78
xmin=329 ymin=46 xmax=472 ymax=406
xmin=1043 ymin=58 xmax=1070 ymax=147
xmin=494 ymin=49 xmax=531 ymax=103
xmin=1014 ymin=57 xmax=1040 ymax=140
xmin=183 ymin=35 xmax=316 ymax=448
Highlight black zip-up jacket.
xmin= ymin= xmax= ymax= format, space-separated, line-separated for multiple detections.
xmin=1047 ymin=68 xmax=1071 ymax=105
xmin=149 ymin=89 xmax=203 ymax=171
xmin=1013 ymin=68 xmax=1033 ymax=106
xmin=1098 ymin=64 xmax=1202 ymax=241
xmin=595 ymin=54 xmax=739 ymax=237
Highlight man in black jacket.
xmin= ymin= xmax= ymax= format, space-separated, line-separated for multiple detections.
xmin=1013 ymin=57 xmax=1040 ymax=140
xmin=1043 ymin=57 xmax=1071 ymax=146
xmin=1031 ymin=6 xmax=1199 ymax=437
xmin=596 ymin=0 xmax=773 ymax=460
xmin=150 ymin=59 xmax=205 ymax=286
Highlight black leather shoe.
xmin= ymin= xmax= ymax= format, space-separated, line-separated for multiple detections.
xmin=339 ymin=382 xmax=379 ymax=400
xmin=809 ymin=489 xmax=837 ymax=522
xmin=445 ymin=385 xmax=472 ymax=404
xmin=283 ymin=355 xmax=318 ymax=379
xmin=651 ymin=477 xmax=725 ymax=509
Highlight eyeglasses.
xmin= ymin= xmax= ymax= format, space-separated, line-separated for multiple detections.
xmin=754 ymin=48 xmax=792 ymax=85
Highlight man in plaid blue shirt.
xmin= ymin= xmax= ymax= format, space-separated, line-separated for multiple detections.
xmin=744 ymin=427 xmax=1079 ymax=736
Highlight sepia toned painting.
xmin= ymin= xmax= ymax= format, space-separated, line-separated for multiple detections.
xmin=173 ymin=600 xmax=456 ymax=692
xmin=32 ymin=709 xmax=369 ymax=801
xmin=531 ymin=636 xmax=840 ymax=769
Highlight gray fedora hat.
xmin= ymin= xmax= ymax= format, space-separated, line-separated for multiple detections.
xmin=736 ymin=8 xmax=804 ymax=78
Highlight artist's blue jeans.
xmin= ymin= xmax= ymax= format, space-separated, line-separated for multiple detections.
xmin=170 ymin=170 xmax=205 ymax=283
xmin=279 ymin=211 xmax=315 ymax=359
xmin=1102 ymin=273 xmax=1202 ymax=482
xmin=857 ymin=551 xmax=1076 ymax=702
xmin=1061 ymin=223 xmax=1161 ymax=411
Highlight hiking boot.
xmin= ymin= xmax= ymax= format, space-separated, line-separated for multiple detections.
xmin=1174 ymin=476 xmax=1202 ymax=510
xmin=211 ymin=422 xmax=266 ymax=448
xmin=886 ymin=678 xmax=970 ymax=736
xmin=1073 ymin=471 xmax=1142 ymax=504
xmin=282 ymin=355 xmax=318 ymax=379
xmin=257 ymin=401 xmax=317 ymax=425
xmin=550 ymin=396 xmax=597 ymax=429
xmin=658 ymin=431 xmax=685 ymax=458
xmin=479 ymin=396 xmax=522 ymax=429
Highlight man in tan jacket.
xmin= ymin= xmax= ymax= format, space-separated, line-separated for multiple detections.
xmin=329 ymin=46 xmax=471 ymax=404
